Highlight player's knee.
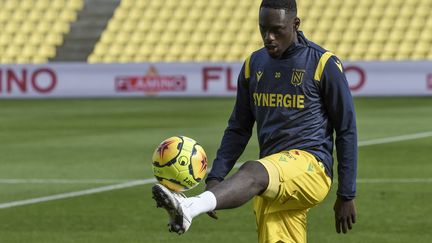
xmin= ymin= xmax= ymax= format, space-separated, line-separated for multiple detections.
xmin=239 ymin=160 xmax=269 ymax=192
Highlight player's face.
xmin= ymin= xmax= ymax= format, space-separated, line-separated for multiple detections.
xmin=259 ymin=8 xmax=298 ymax=59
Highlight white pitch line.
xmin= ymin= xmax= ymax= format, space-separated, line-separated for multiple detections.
xmin=1 ymin=130 xmax=432 ymax=210
xmin=0 ymin=179 xmax=156 ymax=209
xmin=357 ymin=178 xmax=432 ymax=183
xmin=358 ymin=131 xmax=432 ymax=146
xmin=0 ymin=178 xmax=134 ymax=184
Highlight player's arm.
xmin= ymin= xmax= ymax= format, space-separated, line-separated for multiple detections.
xmin=206 ymin=62 xmax=255 ymax=184
xmin=319 ymin=54 xmax=358 ymax=233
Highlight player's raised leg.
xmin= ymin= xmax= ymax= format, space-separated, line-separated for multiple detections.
xmin=151 ymin=160 xmax=269 ymax=234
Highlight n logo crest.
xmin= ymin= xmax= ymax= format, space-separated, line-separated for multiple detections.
xmin=256 ymin=71 xmax=263 ymax=82
xmin=291 ymin=69 xmax=305 ymax=86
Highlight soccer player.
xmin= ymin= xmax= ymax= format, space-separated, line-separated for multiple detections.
xmin=152 ymin=0 xmax=357 ymax=242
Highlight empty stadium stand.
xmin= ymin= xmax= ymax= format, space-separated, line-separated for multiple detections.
xmin=0 ymin=0 xmax=431 ymax=63
xmin=53 ymin=0 xmax=120 ymax=62
xmin=0 ymin=0 xmax=84 ymax=63
xmin=87 ymin=0 xmax=432 ymax=63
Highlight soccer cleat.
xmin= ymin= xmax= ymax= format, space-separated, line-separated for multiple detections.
xmin=152 ymin=183 xmax=192 ymax=235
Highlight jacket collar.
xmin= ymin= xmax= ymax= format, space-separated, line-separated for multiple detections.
xmin=280 ymin=31 xmax=309 ymax=59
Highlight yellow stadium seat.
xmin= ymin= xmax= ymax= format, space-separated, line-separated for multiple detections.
xmin=333 ymin=20 xmax=347 ymax=31
xmin=36 ymin=21 xmax=52 ymax=34
xmin=138 ymin=45 xmax=152 ymax=57
xmin=5 ymin=22 xmax=20 ymax=34
xmin=132 ymin=55 xmax=146 ymax=63
xmin=169 ymin=44 xmax=184 ymax=56
xmin=190 ymin=32 xmax=206 ymax=45
xmin=368 ymin=42 xmax=384 ymax=55
xmin=120 ymin=0 xmax=134 ymax=8
xmin=4 ymin=0 xmax=19 ymax=10
xmin=52 ymin=0 xmax=67 ymax=10
xmin=11 ymin=10 xmax=28 ymax=23
xmin=53 ymin=21 xmax=70 ymax=34
xmin=102 ymin=55 xmax=117 ymax=63
xmin=121 ymin=19 xmax=137 ymax=33
xmin=0 ymin=33 xmax=12 ymax=46
xmin=29 ymin=33 xmax=45 ymax=46
xmin=0 ymin=57 xmax=11 ymax=64
xmin=39 ymin=46 xmax=56 ymax=58
xmin=13 ymin=33 xmax=29 ymax=46
xmin=92 ymin=43 xmax=107 ymax=56
xmin=27 ymin=10 xmax=43 ymax=21
xmin=46 ymin=33 xmax=64 ymax=45
xmin=379 ymin=52 xmax=396 ymax=61
xmin=414 ymin=42 xmax=429 ymax=55
xmin=0 ymin=9 xmax=12 ymax=22
xmin=398 ymin=42 xmax=414 ymax=57
xmin=34 ymin=0 xmax=50 ymax=10
xmin=106 ymin=20 xmax=122 ymax=33
xmin=109 ymin=44 xmax=124 ymax=57
xmin=410 ymin=17 xmax=425 ymax=30
xmin=357 ymin=30 xmax=373 ymax=43
xmin=112 ymin=8 xmax=128 ymax=21
xmin=420 ymin=29 xmax=432 ymax=41
xmin=383 ymin=5 xmax=399 ymax=19
xmin=68 ymin=0 xmax=84 ymax=10
xmin=22 ymin=45 xmax=38 ymax=58
xmin=99 ymin=31 xmax=115 ymax=45
xmin=389 ymin=29 xmax=404 ymax=44
xmin=128 ymin=32 xmax=143 ymax=45
xmin=20 ymin=21 xmax=37 ymax=34
xmin=148 ymin=53 xmax=164 ymax=63
xmin=352 ymin=6 xmax=368 ymax=19
xmin=87 ymin=53 xmax=100 ymax=63
xmin=6 ymin=45 xmax=22 ymax=59
xmin=15 ymin=56 xmax=33 ymax=64
xmin=164 ymin=21 xmax=180 ymax=33
xmin=399 ymin=5 xmax=415 ymax=18
xmin=60 ymin=9 xmax=78 ymax=22
xmin=406 ymin=29 xmax=421 ymax=42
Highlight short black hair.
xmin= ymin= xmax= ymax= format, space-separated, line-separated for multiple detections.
xmin=260 ymin=0 xmax=297 ymax=14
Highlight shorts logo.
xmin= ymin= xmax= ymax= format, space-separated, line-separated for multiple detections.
xmin=275 ymin=72 xmax=281 ymax=79
xmin=279 ymin=155 xmax=288 ymax=162
xmin=256 ymin=71 xmax=263 ymax=82
xmin=307 ymin=163 xmax=314 ymax=172
xmin=291 ymin=69 xmax=305 ymax=86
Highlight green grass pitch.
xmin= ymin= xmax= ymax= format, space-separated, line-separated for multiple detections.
xmin=0 ymin=97 xmax=431 ymax=242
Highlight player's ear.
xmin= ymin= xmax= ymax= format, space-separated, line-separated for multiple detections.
xmin=294 ymin=17 xmax=300 ymax=31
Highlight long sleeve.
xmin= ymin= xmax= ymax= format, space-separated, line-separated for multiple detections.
xmin=206 ymin=64 xmax=255 ymax=182
xmin=320 ymin=56 xmax=358 ymax=200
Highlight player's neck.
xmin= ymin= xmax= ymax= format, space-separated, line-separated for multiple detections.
xmin=279 ymin=33 xmax=300 ymax=59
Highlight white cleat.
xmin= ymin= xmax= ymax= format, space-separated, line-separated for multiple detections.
xmin=152 ymin=184 xmax=192 ymax=235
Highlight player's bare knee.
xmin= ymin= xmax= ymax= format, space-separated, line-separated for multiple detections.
xmin=238 ymin=161 xmax=269 ymax=192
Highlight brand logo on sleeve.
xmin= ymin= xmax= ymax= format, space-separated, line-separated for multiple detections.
xmin=256 ymin=71 xmax=263 ymax=82
xmin=335 ymin=60 xmax=343 ymax=72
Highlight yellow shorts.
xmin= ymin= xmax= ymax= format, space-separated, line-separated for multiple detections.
xmin=253 ymin=150 xmax=332 ymax=243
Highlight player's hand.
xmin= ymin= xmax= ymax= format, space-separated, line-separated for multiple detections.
xmin=205 ymin=179 xmax=220 ymax=220
xmin=333 ymin=196 xmax=356 ymax=234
